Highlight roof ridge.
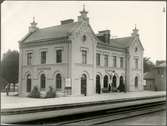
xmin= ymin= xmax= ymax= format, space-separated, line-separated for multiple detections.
xmin=110 ymin=36 xmax=133 ymax=40
xmin=39 ymin=21 xmax=79 ymax=30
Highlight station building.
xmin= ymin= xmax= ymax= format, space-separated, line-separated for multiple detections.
xmin=18 ymin=7 xmax=144 ymax=97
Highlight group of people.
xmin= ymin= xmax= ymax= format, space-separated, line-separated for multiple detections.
xmin=96 ymin=82 xmax=126 ymax=94
xmin=108 ymin=83 xmax=126 ymax=92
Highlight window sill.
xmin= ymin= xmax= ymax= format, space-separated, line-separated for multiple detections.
xmin=40 ymin=89 xmax=46 ymax=92
xmin=27 ymin=64 xmax=32 ymax=66
xmin=56 ymin=62 xmax=63 ymax=64
xmin=75 ymin=63 xmax=93 ymax=67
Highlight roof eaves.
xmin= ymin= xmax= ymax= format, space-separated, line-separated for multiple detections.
xmin=20 ymin=30 xmax=37 ymax=43
xmin=23 ymin=36 xmax=68 ymax=43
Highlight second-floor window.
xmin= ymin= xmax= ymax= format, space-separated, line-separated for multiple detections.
xmin=135 ymin=58 xmax=138 ymax=69
xmin=41 ymin=51 xmax=46 ymax=64
xmin=104 ymin=55 xmax=108 ymax=67
xmin=56 ymin=50 xmax=62 ymax=63
xmin=27 ymin=52 xmax=32 ymax=65
xmin=113 ymin=56 xmax=117 ymax=67
xmin=96 ymin=53 xmax=100 ymax=66
xmin=120 ymin=57 xmax=124 ymax=68
xmin=82 ymin=50 xmax=87 ymax=64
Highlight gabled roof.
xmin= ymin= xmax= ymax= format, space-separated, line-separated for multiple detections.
xmin=155 ymin=63 xmax=166 ymax=68
xmin=144 ymin=72 xmax=155 ymax=79
xmin=23 ymin=22 xmax=81 ymax=43
xmin=110 ymin=36 xmax=135 ymax=48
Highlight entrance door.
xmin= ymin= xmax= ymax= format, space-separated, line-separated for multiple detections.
xmin=81 ymin=74 xmax=87 ymax=96
xmin=112 ymin=75 xmax=117 ymax=88
xmin=96 ymin=75 xmax=101 ymax=94
xmin=104 ymin=75 xmax=108 ymax=88
xmin=26 ymin=74 xmax=31 ymax=92
xmin=118 ymin=76 xmax=125 ymax=92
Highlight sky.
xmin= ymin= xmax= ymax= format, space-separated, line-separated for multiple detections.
xmin=1 ymin=1 xmax=166 ymax=63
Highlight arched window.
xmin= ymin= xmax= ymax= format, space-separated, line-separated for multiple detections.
xmin=56 ymin=74 xmax=62 ymax=89
xmin=119 ymin=76 xmax=123 ymax=85
xmin=40 ymin=74 xmax=46 ymax=90
xmin=103 ymin=75 xmax=108 ymax=88
xmin=81 ymin=74 xmax=87 ymax=96
xmin=135 ymin=76 xmax=138 ymax=88
xmin=26 ymin=74 xmax=31 ymax=92
xmin=81 ymin=74 xmax=87 ymax=80
xmin=118 ymin=76 xmax=125 ymax=92
xmin=96 ymin=75 xmax=101 ymax=94
xmin=112 ymin=75 xmax=117 ymax=88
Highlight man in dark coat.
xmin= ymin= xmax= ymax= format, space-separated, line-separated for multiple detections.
xmin=108 ymin=83 xmax=111 ymax=92
xmin=117 ymin=83 xmax=126 ymax=92
xmin=5 ymin=84 xmax=10 ymax=96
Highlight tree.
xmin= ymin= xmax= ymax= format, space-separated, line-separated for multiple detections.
xmin=143 ymin=57 xmax=155 ymax=73
xmin=0 ymin=50 xmax=19 ymax=92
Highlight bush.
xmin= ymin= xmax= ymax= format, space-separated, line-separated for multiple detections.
xmin=45 ymin=86 xmax=56 ymax=98
xmin=28 ymin=86 xmax=40 ymax=98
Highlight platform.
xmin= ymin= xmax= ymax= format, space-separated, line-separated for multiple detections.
xmin=1 ymin=91 xmax=166 ymax=124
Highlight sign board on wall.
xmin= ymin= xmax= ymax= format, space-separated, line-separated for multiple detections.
xmin=65 ymin=78 xmax=71 ymax=87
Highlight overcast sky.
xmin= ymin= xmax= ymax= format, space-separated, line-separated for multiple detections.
xmin=1 ymin=1 xmax=166 ymax=63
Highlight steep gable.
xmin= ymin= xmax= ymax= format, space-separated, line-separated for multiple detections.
xmin=130 ymin=37 xmax=144 ymax=52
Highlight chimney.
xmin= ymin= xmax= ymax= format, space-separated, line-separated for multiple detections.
xmin=29 ymin=17 xmax=38 ymax=33
xmin=61 ymin=19 xmax=74 ymax=25
xmin=97 ymin=30 xmax=110 ymax=43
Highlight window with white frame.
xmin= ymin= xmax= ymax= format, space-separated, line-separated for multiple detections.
xmin=41 ymin=51 xmax=46 ymax=64
xmin=82 ymin=50 xmax=87 ymax=64
xmin=135 ymin=58 xmax=138 ymax=69
xmin=96 ymin=53 xmax=100 ymax=66
xmin=27 ymin=52 xmax=32 ymax=65
xmin=120 ymin=57 xmax=124 ymax=68
xmin=56 ymin=50 xmax=62 ymax=63
xmin=113 ymin=56 xmax=117 ymax=67
xmin=104 ymin=54 xmax=108 ymax=67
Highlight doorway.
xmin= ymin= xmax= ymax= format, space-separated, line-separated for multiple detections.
xmin=104 ymin=75 xmax=108 ymax=88
xmin=96 ymin=75 xmax=101 ymax=94
xmin=81 ymin=74 xmax=87 ymax=96
xmin=112 ymin=75 xmax=117 ymax=88
xmin=26 ymin=74 xmax=31 ymax=92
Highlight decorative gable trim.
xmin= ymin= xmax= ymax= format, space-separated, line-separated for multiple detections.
xmin=130 ymin=37 xmax=144 ymax=51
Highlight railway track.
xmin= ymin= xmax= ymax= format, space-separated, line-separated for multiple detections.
xmin=19 ymin=101 xmax=166 ymax=125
